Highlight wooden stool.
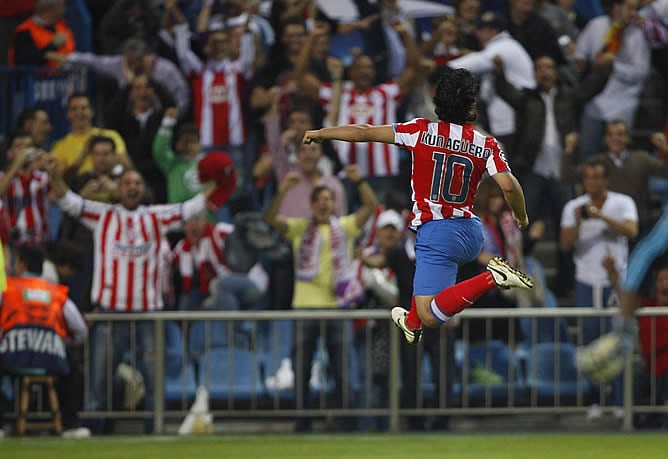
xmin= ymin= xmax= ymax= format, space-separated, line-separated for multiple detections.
xmin=15 ymin=373 xmax=63 ymax=436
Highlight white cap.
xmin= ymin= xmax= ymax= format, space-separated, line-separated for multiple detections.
xmin=376 ymin=210 xmax=404 ymax=231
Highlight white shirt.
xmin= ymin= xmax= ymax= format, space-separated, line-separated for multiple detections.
xmin=575 ymin=16 xmax=650 ymax=120
xmin=449 ymin=31 xmax=536 ymax=136
xmin=534 ymin=88 xmax=563 ymax=179
xmin=561 ymin=191 xmax=638 ymax=286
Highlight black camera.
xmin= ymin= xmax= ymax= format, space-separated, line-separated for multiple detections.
xmin=579 ymin=205 xmax=591 ymax=219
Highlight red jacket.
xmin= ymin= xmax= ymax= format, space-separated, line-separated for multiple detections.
xmin=638 ymin=298 xmax=668 ymax=377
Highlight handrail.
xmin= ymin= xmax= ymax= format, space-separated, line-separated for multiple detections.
xmin=83 ymin=307 xmax=668 ymax=322
xmin=75 ymin=307 xmax=668 ymax=434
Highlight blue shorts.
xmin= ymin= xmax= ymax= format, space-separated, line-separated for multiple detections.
xmin=413 ymin=218 xmax=484 ymax=296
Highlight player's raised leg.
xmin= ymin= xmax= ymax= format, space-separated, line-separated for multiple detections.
xmin=392 ymin=257 xmax=533 ymax=341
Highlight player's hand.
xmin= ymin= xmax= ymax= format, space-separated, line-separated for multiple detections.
xmin=164 ymin=107 xmax=179 ymax=120
xmin=594 ymin=52 xmax=615 ymax=69
xmin=492 ymin=55 xmax=504 ymax=73
xmin=42 ymin=155 xmax=63 ymax=177
xmin=52 ymin=32 xmax=68 ymax=48
xmin=586 ymin=204 xmax=602 ymax=219
xmin=343 ymin=164 xmax=363 ymax=183
xmin=512 ymin=212 xmax=529 ymax=229
xmin=121 ymin=56 xmax=135 ymax=83
xmin=303 ymin=129 xmax=323 ymax=144
xmin=326 ymin=57 xmax=344 ymax=81
xmin=281 ymin=128 xmax=298 ymax=145
xmin=564 ymin=131 xmax=579 ymax=155
xmin=280 ymin=171 xmax=301 ymax=192
xmin=45 ymin=51 xmax=67 ymax=64
xmin=601 ymin=248 xmax=616 ymax=274
xmin=358 ymin=13 xmax=380 ymax=30
xmin=97 ymin=175 xmax=117 ymax=192
xmin=391 ymin=20 xmax=409 ymax=35
xmin=528 ymin=220 xmax=545 ymax=240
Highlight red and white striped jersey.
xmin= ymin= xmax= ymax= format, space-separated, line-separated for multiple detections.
xmin=0 ymin=170 xmax=50 ymax=244
xmin=57 ymin=191 xmax=207 ymax=311
xmin=191 ymin=64 xmax=246 ymax=147
xmin=320 ymin=81 xmax=401 ymax=177
xmin=175 ymin=24 xmax=254 ymax=147
xmin=393 ymin=118 xmax=510 ymax=227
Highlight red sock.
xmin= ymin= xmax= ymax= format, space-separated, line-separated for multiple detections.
xmin=406 ymin=296 xmax=423 ymax=330
xmin=432 ymin=272 xmax=496 ymax=317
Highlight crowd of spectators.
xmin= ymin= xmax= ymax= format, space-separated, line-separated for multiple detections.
xmin=0 ymin=0 xmax=668 ymax=435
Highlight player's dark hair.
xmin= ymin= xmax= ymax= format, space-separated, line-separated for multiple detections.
xmin=582 ymin=157 xmax=610 ymax=178
xmin=433 ymin=67 xmax=479 ymax=125
xmin=88 ymin=135 xmax=116 ymax=153
xmin=310 ymin=185 xmax=334 ymax=203
xmin=17 ymin=244 xmax=44 ymax=275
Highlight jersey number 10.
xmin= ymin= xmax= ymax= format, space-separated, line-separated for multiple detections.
xmin=430 ymin=152 xmax=473 ymax=204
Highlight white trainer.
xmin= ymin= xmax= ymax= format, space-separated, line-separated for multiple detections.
xmin=486 ymin=257 xmax=534 ymax=290
xmin=391 ymin=307 xmax=422 ymax=344
xmin=62 ymin=427 xmax=91 ymax=439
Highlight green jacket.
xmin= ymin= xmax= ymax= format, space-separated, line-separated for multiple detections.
xmin=152 ymin=125 xmax=204 ymax=204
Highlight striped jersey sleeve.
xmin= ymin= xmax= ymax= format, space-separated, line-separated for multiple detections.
xmin=484 ymin=137 xmax=511 ymax=175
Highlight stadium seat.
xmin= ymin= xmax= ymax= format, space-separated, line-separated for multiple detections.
xmin=197 ymin=348 xmax=264 ymax=401
xmin=519 ymin=291 xmax=571 ymax=346
xmin=527 ymin=343 xmax=591 ymax=404
xmin=187 ymin=320 xmax=252 ymax=358
xmin=464 ymin=340 xmax=528 ymax=405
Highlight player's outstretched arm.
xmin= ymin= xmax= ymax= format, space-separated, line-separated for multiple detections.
xmin=492 ymin=172 xmax=529 ymax=229
xmin=303 ymin=124 xmax=395 ymax=145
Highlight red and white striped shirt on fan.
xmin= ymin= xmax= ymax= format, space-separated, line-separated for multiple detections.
xmin=172 ymin=222 xmax=234 ymax=295
xmin=0 ymin=170 xmax=50 ymax=244
xmin=393 ymin=118 xmax=510 ymax=228
xmin=319 ymin=81 xmax=402 ymax=177
xmin=175 ymin=24 xmax=254 ymax=147
xmin=57 ymin=191 xmax=207 ymax=312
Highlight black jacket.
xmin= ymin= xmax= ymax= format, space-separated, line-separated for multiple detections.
xmin=494 ymin=66 xmax=611 ymax=174
xmin=104 ymin=79 xmax=174 ymax=203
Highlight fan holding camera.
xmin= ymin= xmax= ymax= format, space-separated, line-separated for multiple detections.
xmin=559 ymin=157 xmax=638 ymax=412
xmin=0 ymin=131 xmax=53 ymax=249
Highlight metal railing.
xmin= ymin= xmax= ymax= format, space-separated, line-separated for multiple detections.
xmin=77 ymin=307 xmax=668 ymax=434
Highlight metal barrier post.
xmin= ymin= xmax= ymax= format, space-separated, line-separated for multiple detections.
xmin=154 ymin=317 xmax=165 ymax=434
xmin=622 ymin=349 xmax=634 ymax=432
xmin=388 ymin=321 xmax=400 ymax=433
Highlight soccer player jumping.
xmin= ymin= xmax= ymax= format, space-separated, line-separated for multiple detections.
xmin=303 ymin=67 xmax=533 ymax=343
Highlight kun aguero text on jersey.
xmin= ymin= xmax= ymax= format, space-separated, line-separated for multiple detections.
xmin=420 ymin=132 xmax=492 ymax=159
